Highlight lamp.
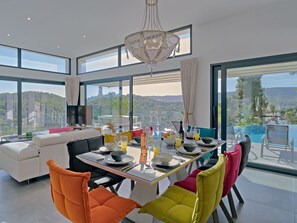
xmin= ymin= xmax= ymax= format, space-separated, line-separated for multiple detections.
xmin=124 ymin=0 xmax=180 ymax=73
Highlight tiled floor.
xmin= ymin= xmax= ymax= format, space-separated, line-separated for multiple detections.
xmin=0 ymin=168 xmax=296 ymax=223
xmin=248 ymin=142 xmax=297 ymax=170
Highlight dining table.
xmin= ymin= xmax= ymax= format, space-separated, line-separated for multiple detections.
xmin=77 ymin=138 xmax=226 ymax=223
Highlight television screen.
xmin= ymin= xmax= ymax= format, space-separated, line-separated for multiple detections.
xmin=67 ymin=106 xmax=92 ymax=126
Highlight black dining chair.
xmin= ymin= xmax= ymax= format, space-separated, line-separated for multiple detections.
xmin=232 ymin=135 xmax=251 ymax=203
xmin=67 ymin=136 xmax=124 ymax=193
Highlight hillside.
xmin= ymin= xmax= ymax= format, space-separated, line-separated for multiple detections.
xmin=223 ymin=87 xmax=297 ymax=109
xmin=264 ymin=87 xmax=297 ymax=109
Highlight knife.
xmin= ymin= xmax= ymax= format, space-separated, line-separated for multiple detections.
xmin=122 ymin=163 xmax=139 ymax=172
xmin=153 ymin=166 xmax=169 ymax=172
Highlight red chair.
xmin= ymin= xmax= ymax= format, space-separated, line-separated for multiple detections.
xmin=175 ymin=144 xmax=242 ymax=222
xmin=132 ymin=129 xmax=143 ymax=138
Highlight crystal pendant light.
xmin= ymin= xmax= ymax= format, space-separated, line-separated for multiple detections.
xmin=124 ymin=0 xmax=180 ymax=74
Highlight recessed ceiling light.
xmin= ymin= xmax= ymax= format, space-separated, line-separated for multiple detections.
xmin=27 ymin=17 xmax=31 ymax=21
xmin=82 ymin=34 xmax=86 ymax=38
xmin=7 ymin=33 xmax=11 ymax=37
xmin=57 ymin=45 xmax=60 ymax=49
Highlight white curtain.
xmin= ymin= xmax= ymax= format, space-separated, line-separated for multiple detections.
xmin=65 ymin=76 xmax=80 ymax=105
xmin=181 ymin=57 xmax=198 ymax=126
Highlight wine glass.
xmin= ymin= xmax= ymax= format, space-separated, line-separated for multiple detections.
xmin=144 ymin=133 xmax=156 ymax=174
xmin=114 ymin=133 xmax=121 ymax=151
xmin=148 ymin=133 xmax=154 ymax=160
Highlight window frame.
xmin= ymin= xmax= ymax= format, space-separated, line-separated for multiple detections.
xmin=211 ymin=52 xmax=297 ymax=176
xmin=77 ymin=25 xmax=192 ymax=75
xmin=77 ymin=46 xmax=120 ymax=74
xmin=0 ymin=75 xmax=66 ymax=137
xmin=83 ymin=68 xmax=181 ymax=130
xmin=0 ymin=44 xmax=18 ymax=68
xmin=0 ymin=44 xmax=71 ymax=75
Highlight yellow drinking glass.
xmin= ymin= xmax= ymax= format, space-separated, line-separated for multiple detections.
xmin=153 ymin=140 xmax=161 ymax=156
xmin=175 ymin=137 xmax=182 ymax=148
xmin=194 ymin=132 xmax=200 ymax=141
xmin=120 ymin=135 xmax=128 ymax=152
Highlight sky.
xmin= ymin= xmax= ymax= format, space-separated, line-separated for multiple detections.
xmin=219 ymin=72 xmax=297 ymax=93
xmin=0 ymin=81 xmax=65 ymax=97
xmin=86 ymin=82 xmax=182 ymax=98
xmin=1 ymin=72 xmax=296 ymax=98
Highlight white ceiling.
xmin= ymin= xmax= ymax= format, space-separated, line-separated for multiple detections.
xmin=0 ymin=0 xmax=280 ymax=58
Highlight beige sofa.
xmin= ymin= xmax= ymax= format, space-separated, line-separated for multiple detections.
xmin=0 ymin=129 xmax=100 ymax=182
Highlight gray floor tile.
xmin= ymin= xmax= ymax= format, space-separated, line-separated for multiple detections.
xmin=0 ymin=168 xmax=296 ymax=223
xmin=236 ymin=169 xmax=295 ymax=213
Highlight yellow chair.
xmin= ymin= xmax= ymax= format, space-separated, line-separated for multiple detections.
xmin=140 ymin=154 xmax=226 ymax=223
xmin=120 ymin=130 xmax=133 ymax=142
xmin=47 ymin=160 xmax=140 ymax=223
xmin=104 ymin=130 xmax=133 ymax=143
xmin=104 ymin=134 xmax=116 ymax=143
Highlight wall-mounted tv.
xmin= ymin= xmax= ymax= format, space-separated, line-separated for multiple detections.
xmin=67 ymin=105 xmax=92 ymax=126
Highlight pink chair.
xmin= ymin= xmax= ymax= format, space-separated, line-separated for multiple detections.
xmin=175 ymin=144 xmax=242 ymax=222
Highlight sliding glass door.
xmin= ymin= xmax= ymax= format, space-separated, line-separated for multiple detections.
xmin=86 ymin=79 xmax=130 ymax=131
xmin=22 ymin=82 xmax=66 ymax=133
xmin=212 ymin=54 xmax=297 ymax=175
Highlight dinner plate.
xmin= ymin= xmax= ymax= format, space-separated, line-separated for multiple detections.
xmin=176 ymin=146 xmax=201 ymax=155
xmin=152 ymin=157 xmax=181 ymax=167
xmin=104 ymin=155 xmax=134 ymax=165
xmin=196 ymin=140 xmax=218 ymax=147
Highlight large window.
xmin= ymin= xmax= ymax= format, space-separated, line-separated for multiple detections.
xmin=120 ymin=46 xmax=141 ymax=66
xmin=170 ymin=27 xmax=191 ymax=57
xmin=22 ymin=82 xmax=66 ymax=133
xmin=0 ymin=79 xmax=66 ymax=138
xmin=0 ymin=45 xmax=18 ymax=67
xmin=78 ymin=48 xmax=119 ymax=74
xmin=0 ymin=80 xmax=18 ymax=136
xmin=0 ymin=44 xmax=70 ymax=74
xmin=21 ymin=50 xmax=69 ymax=73
xmin=85 ymin=71 xmax=183 ymax=131
xmin=78 ymin=25 xmax=192 ymax=74
xmin=86 ymin=80 xmax=130 ymax=130
xmin=133 ymin=72 xmax=183 ymax=131
xmin=212 ymin=54 xmax=297 ymax=175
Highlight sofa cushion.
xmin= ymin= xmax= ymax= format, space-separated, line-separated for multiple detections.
xmin=0 ymin=142 xmax=38 ymax=161
xmin=69 ymin=129 xmax=100 ymax=141
xmin=32 ymin=132 xmax=73 ymax=147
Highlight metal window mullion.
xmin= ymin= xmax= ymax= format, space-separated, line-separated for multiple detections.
xmin=221 ymin=65 xmax=227 ymax=153
xmin=18 ymin=49 xmax=22 ymax=68
xmin=119 ymin=81 xmax=123 ymax=127
xmin=17 ymin=80 xmax=22 ymax=135
xmin=129 ymin=76 xmax=133 ymax=131
xmin=118 ymin=46 xmax=122 ymax=67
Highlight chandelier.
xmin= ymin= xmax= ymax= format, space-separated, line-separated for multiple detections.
xmin=124 ymin=0 xmax=180 ymax=73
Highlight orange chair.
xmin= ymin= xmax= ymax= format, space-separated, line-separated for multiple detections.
xmin=47 ymin=160 xmax=141 ymax=223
